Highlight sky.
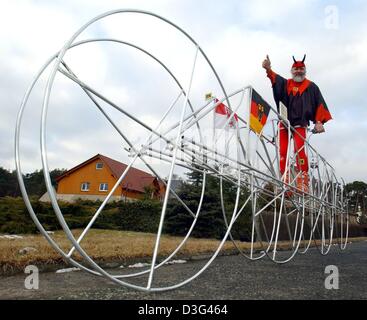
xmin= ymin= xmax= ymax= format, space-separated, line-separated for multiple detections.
xmin=1 ymin=0 xmax=367 ymax=183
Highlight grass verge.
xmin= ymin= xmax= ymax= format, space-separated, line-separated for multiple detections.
xmin=1 ymin=229 xmax=366 ymax=275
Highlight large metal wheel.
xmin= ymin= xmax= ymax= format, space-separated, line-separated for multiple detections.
xmin=15 ymin=9 xmax=350 ymax=292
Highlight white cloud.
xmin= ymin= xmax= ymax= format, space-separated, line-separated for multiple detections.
xmin=239 ymin=0 xmax=314 ymax=26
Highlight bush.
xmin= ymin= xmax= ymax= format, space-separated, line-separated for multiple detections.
xmin=0 ymin=197 xmax=38 ymax=234
xmin=117 ymin=200 xmax=161 ymax=233
xmin=0 ymin=196 xmax=162 ymax=234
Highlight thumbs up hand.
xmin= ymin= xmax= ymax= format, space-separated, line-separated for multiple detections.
xmin=262 ymin=55 xmax=271 ymax=71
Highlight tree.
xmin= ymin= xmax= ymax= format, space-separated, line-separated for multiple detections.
xmin=164 ymin=166 xmax=252 ymax=239
xmin=0 ymin=168 xmax=19 ymax=197
xmin=0 ymin=167 xmax=67 ymax=198
xmin=142 ymin=185 xmax=155 ymax=200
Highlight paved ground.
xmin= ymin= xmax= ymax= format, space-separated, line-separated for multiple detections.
xmin=1 ymin=241 xmax=367 ymax=300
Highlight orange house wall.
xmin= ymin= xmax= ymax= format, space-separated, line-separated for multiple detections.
xmin=57 ymin=158 xmax=125 ymax=197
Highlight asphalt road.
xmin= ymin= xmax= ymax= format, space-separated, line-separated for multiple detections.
xmin=1 ymin=241 xmax=367 ymax=300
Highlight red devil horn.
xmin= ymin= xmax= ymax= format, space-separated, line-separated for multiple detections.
xmin=293 ymin=56 xmax=296 ymax=63
xmin=302 ymin=54 xmax=306 ymax=63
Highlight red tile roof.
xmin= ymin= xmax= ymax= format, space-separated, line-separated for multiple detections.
xmin=56 ymin=154 xmax=159 ymax=193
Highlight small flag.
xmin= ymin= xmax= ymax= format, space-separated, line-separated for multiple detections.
xmin=250 ymin=89 xmax=271 ymax=134
xmin=214 ymin=98 xmax=238 ymax=130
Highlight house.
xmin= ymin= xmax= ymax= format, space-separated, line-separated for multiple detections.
xmin=40 ymin=154 xmax=165 ymax=203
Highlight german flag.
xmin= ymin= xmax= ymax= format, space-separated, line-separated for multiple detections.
xmin=250 ymin=89 xmax=271 ymax=134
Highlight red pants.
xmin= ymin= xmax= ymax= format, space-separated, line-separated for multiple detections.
xmin=279 ymin=123 xmax=308 ymax=175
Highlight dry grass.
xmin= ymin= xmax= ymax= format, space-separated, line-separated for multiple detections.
xmin=1 ymin=229 xmax=366 ymax=275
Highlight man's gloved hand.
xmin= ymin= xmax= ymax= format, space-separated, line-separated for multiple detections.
xmin=262 ymin=55 xmax=271 ymax=71
xmin=312 ymin=121 xmax=325 ymax=134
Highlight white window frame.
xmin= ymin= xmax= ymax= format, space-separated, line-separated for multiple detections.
xmin=99 ymin=183 xmax=108 ymax=192
xmin=96 ymin=162 xmax=103 ymax=170
xmin=81 ymin=182 xmax=90 ymax=192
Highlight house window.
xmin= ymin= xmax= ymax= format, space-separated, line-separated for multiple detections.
xmin=99 ymin=183 xmax=108 ymax=192
xmin=96 ymin=162 xmax=103 ymax=170
xmin=81 ymin=182 xmax=90 ymax=192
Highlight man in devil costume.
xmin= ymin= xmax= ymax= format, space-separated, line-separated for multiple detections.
xmin=262 ymin=54 xmax=332 ymax=193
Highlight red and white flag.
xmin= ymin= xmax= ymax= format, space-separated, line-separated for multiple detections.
xmin=213 ymin=98 xmax=238 ymax=130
